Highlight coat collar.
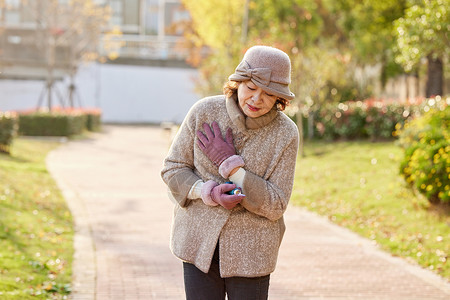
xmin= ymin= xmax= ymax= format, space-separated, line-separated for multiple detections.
xmin=226 ymin=94 xmax=278 ymax=132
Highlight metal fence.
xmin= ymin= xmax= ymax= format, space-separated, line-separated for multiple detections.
xmin=100 ymin=34 xmax=188 ymax=61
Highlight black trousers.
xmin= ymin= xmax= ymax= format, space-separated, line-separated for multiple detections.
xmin=183 ymin=245 xmax=270 ymax=300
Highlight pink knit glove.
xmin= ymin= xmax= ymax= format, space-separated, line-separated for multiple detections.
xmin=201 ymin=180 xmax=245 ymax=210
xmin=197 ymin=122 xmax=236 ymax=167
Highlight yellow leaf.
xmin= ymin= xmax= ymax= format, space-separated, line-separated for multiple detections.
xmin=108 ymin=52 xmax=119 ymax=60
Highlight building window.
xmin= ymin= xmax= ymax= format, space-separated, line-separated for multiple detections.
xmin=108 ymin=0 xmax=139 ymax=33
xmin=145 ymin=0 xmax=159 ymax=35
xmin=110 ymin=0 xmax=123 ymax=26
xmin=5 ymin=0 xmax=21 ymax=24
xmin=164 ymin=1 xmax=189 ymax=36
xmin=123 ymin=0 xmax=139 ymax=26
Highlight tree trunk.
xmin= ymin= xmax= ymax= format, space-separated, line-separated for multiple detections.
xmin=308 ymin=113 xmax=314 ymax=139
xmin=47 ymin=39 xmax=55 ymax=110
xmin=241 ymin=0 xmax=250 ymax=43
xmin=426 ymin=55 xmax=443 ymax=97
xmin=296 ymin=108 xmax=304 ymax=157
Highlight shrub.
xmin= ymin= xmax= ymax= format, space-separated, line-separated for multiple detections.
xmin=365 ymin=103 xmax=410 ymax=140
xmin=302 ymin=97 xmax=447 ymax=141
xmin=396 ymin=106 xmax=450 ymax=204
xmin=314 ymin=106 xmax=340 ymax=140
xmin=0 ymin=111 xmax=18 ymax=154
xmin=334 ymin=103 xmax=367 ymax=139
xmin=85 ymin=109 xmax=102 ymax=132
xmin=18 ymin=111 xmax=87 ymax=137
xmin=314 ymin=101 xmax=397 ymax=140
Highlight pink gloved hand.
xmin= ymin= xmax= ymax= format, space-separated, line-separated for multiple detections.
xmin=201 ymin=180 xmax=245 ymax=210
xmin=196 ymin=122 xmax=236 ymax=166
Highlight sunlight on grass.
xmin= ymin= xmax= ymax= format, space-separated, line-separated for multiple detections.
xmin=292 ymin=141 xmax=450 ymax=279
xmin=0 ymin=138 xmax=73 ymax=299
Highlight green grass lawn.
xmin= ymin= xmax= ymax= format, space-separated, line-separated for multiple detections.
xmin=292 ymin=140 xmax=450 ymax=280
xmin=0 ymin=138 xmax=73 ymax=299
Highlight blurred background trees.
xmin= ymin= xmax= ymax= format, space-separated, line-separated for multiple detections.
xmin=394 ymin=0 xmax=448 ymax=97
xmin=181 ymin=0 xmax=244 ymax=96
xmin=181 ymin=0 xmax=448 ymax=102
xmin=180 ymin=0 xmax=448 ymax=154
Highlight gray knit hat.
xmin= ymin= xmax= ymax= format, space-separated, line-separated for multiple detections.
xmin=229 ymin=45 xmax=295 ymax=100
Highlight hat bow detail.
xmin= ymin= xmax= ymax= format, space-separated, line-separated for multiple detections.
xmin=235 ymin=61 xmax=272 ymax=86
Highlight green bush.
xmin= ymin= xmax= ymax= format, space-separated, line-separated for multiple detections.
xmin=314 ymin=105 xmax=339 ymax=140
xmin=335 ymin=103 xmax=367 ymax=139
xmin=0 ymin=112 xmax=18 ymax=154
xmin=396 ymin=106 xmax=450 ymax=204
xmin=85 ymin=110 xmax=102 ymax=132
xmin=365 ymin=104 xmax=411 ymax=140
xmin=18 ymin=111 xmax=87 ymax=137
xmin=314 ymin=102 xmax=400 ymax=140
xmin=297 ymin=97 xmax=446 ymax=141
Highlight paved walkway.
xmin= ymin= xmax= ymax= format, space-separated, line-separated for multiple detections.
xmin=46 ymin=125 xmax=450 ymax=300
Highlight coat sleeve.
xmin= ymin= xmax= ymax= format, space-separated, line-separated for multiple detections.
xmin=160 ymin=105 xmax=201 ymax=207
xmin=240 ymin=134 xmax=299 ymax=221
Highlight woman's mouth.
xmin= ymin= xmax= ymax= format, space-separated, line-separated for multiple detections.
xmin=247 ymin=104 xmax=260 ymax=112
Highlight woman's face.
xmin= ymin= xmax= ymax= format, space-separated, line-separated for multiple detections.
xmin=237 ymin=81 xmax=277 ymax=118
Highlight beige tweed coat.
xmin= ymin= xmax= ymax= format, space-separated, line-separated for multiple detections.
xmin=161 ymin=94 xmax=299 ymax=278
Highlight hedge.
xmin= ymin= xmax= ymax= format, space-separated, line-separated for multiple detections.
xmin=396 ymin=105 xmax=450 ymax=204
xmin=0 ymin=111 xmax=18 ymax=154
xmin=311 ymin=101 xmax=418 ymax=141
xmin=18 ymin=108 xmax=102 ymax=137
xmin=85 ymin=109 xmax=102 ymax=132
xmin=18 ymin=112 xmax=86 ymax=137
xmin=290 ymin=97 xmax=447 ymax=141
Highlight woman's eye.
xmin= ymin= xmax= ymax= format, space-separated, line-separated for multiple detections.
xmin=247 ymin=85 xmax=256 ymax=90
xmin=265 ymin=93 xmax=274 ymax=97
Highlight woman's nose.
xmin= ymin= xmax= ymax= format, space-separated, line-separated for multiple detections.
xmin=252 ymin=90 xmax=263 ymax=103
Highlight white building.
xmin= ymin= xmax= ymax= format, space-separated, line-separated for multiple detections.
xmin=0 ymin=0 xmax=199 ymax=124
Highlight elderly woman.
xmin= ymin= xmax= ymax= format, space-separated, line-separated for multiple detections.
xmin=161 ymin=45 xmax=299 ymax=300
